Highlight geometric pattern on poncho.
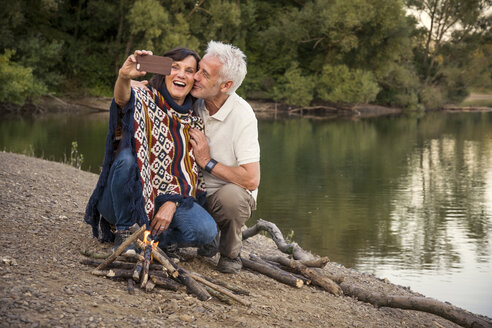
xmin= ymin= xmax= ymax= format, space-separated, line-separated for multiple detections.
xmin=133 ymin=87 xmax=205 ymax=220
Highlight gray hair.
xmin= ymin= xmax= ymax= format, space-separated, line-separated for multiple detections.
xmin=205 ymin=40 xmax=247 ymax=95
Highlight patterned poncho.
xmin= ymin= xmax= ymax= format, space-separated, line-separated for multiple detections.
xmin=84 ymin=86 xmax=206 ymax=242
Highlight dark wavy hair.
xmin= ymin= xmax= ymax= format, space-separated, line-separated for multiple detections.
xmin=148 ymin=47 xmax=200 ymax=92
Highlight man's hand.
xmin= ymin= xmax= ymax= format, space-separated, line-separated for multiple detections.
xmin=130 ymin=79 xmax=149 ymax=89
xmin=189 ymin=128 xmax=211 ymax=168
xmin=149 ymin=201 xmax=177 ymax=237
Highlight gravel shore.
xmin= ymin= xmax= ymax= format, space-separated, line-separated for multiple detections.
xmin=1 ymin=151 xmax=487 ymax=327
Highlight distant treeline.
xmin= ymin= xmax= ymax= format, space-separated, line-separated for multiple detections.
xmin=1 ymin=0 xmax=491 ymax=110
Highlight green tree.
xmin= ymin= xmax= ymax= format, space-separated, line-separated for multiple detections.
xmin=0 ymin=50 xmax=46 ymax=105
xmin=271 ymin=63 xmax=315 ymax=107
xmin=318 ymin=65 xmax=380 ymax=104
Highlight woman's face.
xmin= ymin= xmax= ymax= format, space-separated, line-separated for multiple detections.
xmin=165 ymin=55 xmax=197 ymax=106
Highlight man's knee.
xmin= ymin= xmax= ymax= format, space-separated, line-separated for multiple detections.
xmin=210 ymin=184 xmax=253 ymax=213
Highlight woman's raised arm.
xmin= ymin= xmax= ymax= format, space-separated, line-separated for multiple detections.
xmin=114 ymin=50 xmax=152 ymax=107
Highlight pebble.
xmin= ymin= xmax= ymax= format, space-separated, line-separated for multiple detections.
xmin=179 ymin=314 xmax=194 ymax=323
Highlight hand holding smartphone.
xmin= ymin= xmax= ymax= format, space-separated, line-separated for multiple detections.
xmin=136 ymin=55 xmax=173 ymax=75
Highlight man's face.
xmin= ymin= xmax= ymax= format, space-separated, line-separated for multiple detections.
xmin=191 ymin=54 xmax=222 ymax=100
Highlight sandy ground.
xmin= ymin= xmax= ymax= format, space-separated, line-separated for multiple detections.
xmin=1 ymin=151 xmax=490 ymax=327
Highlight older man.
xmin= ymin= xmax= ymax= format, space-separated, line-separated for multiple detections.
xmin=189 ymin=41 xmax=260 ymax=274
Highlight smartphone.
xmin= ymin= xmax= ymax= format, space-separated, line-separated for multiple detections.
xmin=136 ymin=55 xmax=173 ymax=75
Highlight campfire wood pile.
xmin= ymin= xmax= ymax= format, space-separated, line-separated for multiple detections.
xmin=81 ymin=219 xmax=491 ymax=328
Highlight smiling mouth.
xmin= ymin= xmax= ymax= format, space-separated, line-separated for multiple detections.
xmin=173 ymin=81 xmax=186 ymax=88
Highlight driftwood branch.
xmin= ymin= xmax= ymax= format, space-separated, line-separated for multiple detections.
xmin=262 ymin=255 xmax=342 ymax=296
xmin=242 ymin=255 xmax=304 ymax=288
xmin=261 ymin=259 xmax=312 ymax=285
xmin=94 ymin=225 xmax=146 ymax=271
xmin=298 ymin=257 xmax=330 ymax=268
xmin=242 ymin=219 xmax=313 ymax=261
xmin=340 ymin=283 xmax=491 ymax=328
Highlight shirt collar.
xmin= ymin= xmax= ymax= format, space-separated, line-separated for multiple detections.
xmin=207 ymin=93 xmax=237 ymax=121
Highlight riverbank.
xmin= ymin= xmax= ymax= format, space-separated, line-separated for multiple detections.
xmin=2 ymin=94 xmax=492 ymax=119
xmin=1 ymin=151 xmax=490 ymax=327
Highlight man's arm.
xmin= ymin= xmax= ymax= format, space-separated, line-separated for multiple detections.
xmin=189 ymin=128 xmax=260 ymax=191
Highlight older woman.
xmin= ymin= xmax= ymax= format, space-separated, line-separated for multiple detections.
xmin=84 ymin=48 xmax=217 ymax=256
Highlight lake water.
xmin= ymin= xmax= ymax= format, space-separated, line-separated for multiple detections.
xmin=1 ymin=110 xmax=491 ymax=317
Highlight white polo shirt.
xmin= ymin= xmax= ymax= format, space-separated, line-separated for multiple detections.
xmin=194 ymin=93 xmax=260 ymax=199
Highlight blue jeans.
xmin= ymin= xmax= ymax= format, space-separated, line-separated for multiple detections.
xmin=157 ymin=202 xmax=217 ymax=248
xmin=97 ymin=148 xmax=217 ymax=247
xmin=97 ymin=147 xmax=137 ymax=231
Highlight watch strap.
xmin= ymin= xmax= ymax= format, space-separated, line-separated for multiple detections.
xmin=204 ymin=159 xmax=217 ymax=173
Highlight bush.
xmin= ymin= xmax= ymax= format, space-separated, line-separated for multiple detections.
xmin=420 ymin=86 xmax=444 ymax=110
xmin=0 ymin=50 xmax=46 ymax=106
xmin=317 ymin=64 xmax=380 ymax=104
xmin=271 ymin=63 xmax=315 ymax=107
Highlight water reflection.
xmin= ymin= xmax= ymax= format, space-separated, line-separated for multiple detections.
xmin=0 ymin=111 xmax=491 ymax=316
xmin=254 ymin=112 xmax=492 ymax=316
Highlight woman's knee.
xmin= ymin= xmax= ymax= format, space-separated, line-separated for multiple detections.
xmin=114 ymin=148 xmax=135 ymax=169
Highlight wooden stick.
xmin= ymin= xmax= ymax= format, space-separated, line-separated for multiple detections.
xmin=134 ymin=239 xmax=178 ymax=278
xmin=140 ymin=244 xmax=152 ymax=288
xmin=242 ymin=219 xmax=313 ymax=261
xmin=121 ymin=252 xmax=145 ymax=262
xmin=133 ymin=260 xmax=143 ymax=281
xmin=340 ymin=282 xmax=492 ymax=328
xmin=92 ymin=269 xmax=133 ymax=279
xmin=80 ymin=258 xmax=167 ymax=273
xmin=185 ymin=270 xmax=251 ymax=306
xmin=203 ymin=285 xmax=233 ymax=305
xmin=262 ymin=255 xmax=342 ymax=296
xmin=242 ymin=257 xmax=304 ymax=288
xmin=193 ymin=272 xmax=250 ymax=295
xmin=299 ymin=257 xmax=330 ymax=268
xmin=263 ymin=260 xmax=312 ymax=285
xmin=92 ymin=268 xmax=168 ymax=280
xmin=94 ymin=225 xmax=147 ymax=271
xmin=80 ymin=249 xmax=111 ymax=259
xmin=127 ymin=279 xmax=135 ymax=295
xmin=144 ymin=280 xmax=155 ymax=293
xmin=150 ymin=275 xmax=181 ymax=291
xmin=177 ymin=269 xmax=211 ymax=301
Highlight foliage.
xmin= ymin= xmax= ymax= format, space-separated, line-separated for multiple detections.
xmin=318 ymin=65 xmax=380 ymax=104
xmin=271 ymin=63 xmax=315 ymax=107
xmin=67 ymin=141 xmax=84 ymax=170
xmin=0 ymin=50 xmax=46 ymax=105
xmin=1 ymin=0 xmax=491 ymax=109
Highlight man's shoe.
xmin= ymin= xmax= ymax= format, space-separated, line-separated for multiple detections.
xmin=217 ymin=255 xmax=242 ymax=274
xmin=197 ymin=234 xmax=219 ymax=257
xmin=112 ymin=229 xmax=136 ymax=255
xmin=160 ymin=243 xmax=185 ymax=262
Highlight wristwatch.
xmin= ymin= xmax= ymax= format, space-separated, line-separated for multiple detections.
xmin=204 ymin=159 xmax=218 ymax=173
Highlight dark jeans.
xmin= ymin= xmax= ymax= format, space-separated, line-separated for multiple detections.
xmin=97 ymin=147 xmax=217 ymax=247
xmin=97 ymin=148 xmax=136 ymax=231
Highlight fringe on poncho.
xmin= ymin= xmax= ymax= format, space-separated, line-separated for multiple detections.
xmin=84 ymin=86 xmax=206 ymax=242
